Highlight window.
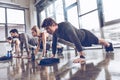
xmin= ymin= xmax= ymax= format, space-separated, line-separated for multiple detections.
xmin=67 ymin=6 xmax=79 ymax=29
xmin=103 ymin=0 xmax=120 ymax=22
xmin=79 ymin=0 xmax=97 ymax=14
xmin=46 ymin=4 xmax=54 ymax=17
xmin=65 ymin=0 xmax=76 ymax=7
xmin=7 ymin=24 xmax=25 ymax=37
xmin=0 ymin=24 xmax=5 ymax=41
xmin=103 ymin=0 xmax=120 ymax=46
xmin=55 ymin=0 xmax=64 ymax=23
xmin=0 ymin=7 xmax=26 ymax=41
xmin=7 ymin=9 xmax=25 ymax=24
xmin=79 ymin=0 xmax=100 ymax=37
xmin=7 ymin=9 xmax=25 ymax=36
xmin=0 ymin=8 xmax=5 ymax=23
xmin=0 ymin=8 xmax=6 ymax=41
xmin=80 ymin=11 xmax=100 ymax=37
xmin=103 ymin=24 xmax=120 ymax=45
xmin=40 ymin=10 xmax=46 ymax=23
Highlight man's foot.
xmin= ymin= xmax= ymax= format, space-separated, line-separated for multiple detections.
xmin=73 ymin=58 xmax=86 ymax=64
xmin=105 ymin=42 xmax=114 ymax=52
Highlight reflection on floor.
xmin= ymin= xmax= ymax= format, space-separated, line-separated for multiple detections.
xmin=0 ymin=48 xmax=120 ymax=80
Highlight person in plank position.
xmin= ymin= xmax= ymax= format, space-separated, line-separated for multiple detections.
xmin=31 ymin=26 xmax=51 ymax=57
xmin=41 ymin=18 xmax=114 ymax=63
xmin=10 ymin=29 xmax=38 ymax=58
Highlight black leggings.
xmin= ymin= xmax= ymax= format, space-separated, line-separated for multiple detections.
xmin=81 ymin=29 xmax=99 ymax=47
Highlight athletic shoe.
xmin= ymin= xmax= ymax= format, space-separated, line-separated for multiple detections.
xmin=57 ymin=47 xmax=63 ymax=54
xmin=80 ymin=55 xmax=85 ymax=59
xmin=105 ymin=42 xmax=114 ymax=52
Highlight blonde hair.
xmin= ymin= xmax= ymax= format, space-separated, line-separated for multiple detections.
xmin=31 ymin=25 xmax=40 ymax=36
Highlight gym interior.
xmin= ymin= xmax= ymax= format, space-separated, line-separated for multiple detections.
xmin=0 ymin=0 xmax=120 ymax=80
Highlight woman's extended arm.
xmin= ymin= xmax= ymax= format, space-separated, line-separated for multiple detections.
xmin=14 ymin=38 xmax=20 ymax=54
xmin=42 ymin=32 xmax=47 ymax=56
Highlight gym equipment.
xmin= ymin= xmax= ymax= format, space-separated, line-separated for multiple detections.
xmin=0 ymin=51 xmax=12 ymax=61
xmin=0 ymin=50 xmax=12 ymax=61
xmin=39 ymin=58 xmax=60 ymax=66
xmin=0 ymin=56 xmax=12 ymax=61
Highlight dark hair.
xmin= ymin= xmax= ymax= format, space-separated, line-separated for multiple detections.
xmin=7 ymin=37 xmax=14 ymax=48
xmin=7 ymin=37 xmax=13 ymax=40
xmin=41 ymin=18 xmax=57 ymax=28
xmin=9 ymin=29 xmax=18 ymax=33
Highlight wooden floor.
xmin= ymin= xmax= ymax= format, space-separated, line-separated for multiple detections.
xmin=0 ymin=47 xmax=120 ymax=80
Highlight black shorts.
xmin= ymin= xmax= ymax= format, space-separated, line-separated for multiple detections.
xmin=81 ymin=29 xmax=99 ymax=47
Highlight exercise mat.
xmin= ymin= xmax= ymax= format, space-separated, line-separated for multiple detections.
xmin=0 ymin=56 xmax=12 ymax=61
xmin=39 ymin=58 xmax=60 ymax=66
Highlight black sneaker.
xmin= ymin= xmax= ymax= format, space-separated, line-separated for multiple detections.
xmin=105 ymin=42 xmax=114 ymax=52
xmin=80 ymin=55 xmax=86 ymax=64
xmin=0 ymin=56 xmax=12 ymax=61
xmin=39 ymin=58 xmax=60 ymax=66
xmin=80 ymin=55 xmax=85 ymax=59
xmin=57 ymin=47 xmax=63 ymax=54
